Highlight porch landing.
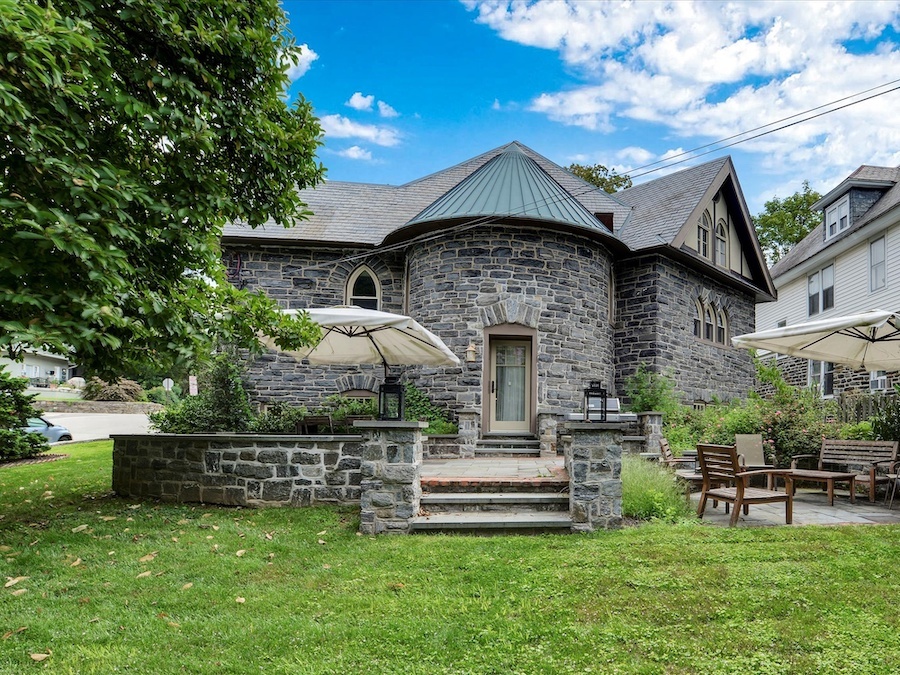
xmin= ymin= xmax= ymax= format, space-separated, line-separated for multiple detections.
xmin=421 ymin=457 xmax=567 ymax=485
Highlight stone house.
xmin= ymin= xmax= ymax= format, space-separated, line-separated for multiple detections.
xmin=756 ymin=164 xmax=900 ymax=396
xmin=222 ymin=141 xmax=774 ymax=444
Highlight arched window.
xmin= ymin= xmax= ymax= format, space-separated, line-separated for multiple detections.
xmin=693 ymin=300 xmax=703 ymax=338
xmin=347 ymin=266 xmax=380 ymax=310
xmin=697 ymin=210 xmax=711 ymax=259
xmin=704 ymin=306 xmax=715 ymax=342
xmin=715 ymin=220 xmax=727 ymax=267
xmin=716 ymin=309 xmax=728 ymax=344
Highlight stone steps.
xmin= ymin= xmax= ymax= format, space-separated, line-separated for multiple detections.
xmin=474 ymin=437 xmax=541 ymax=458
xmin=420 ymin=491 xmax=569 ymax=513
xmin=409 ymin=511 xmax=572 ymax=533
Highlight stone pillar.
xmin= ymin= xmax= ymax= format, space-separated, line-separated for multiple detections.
xmin=562 ymin=422 xmax=624 ymax=532
xmin=537 ymin=411 xmax=559 ymax=457
xmin=456 ymin=409 xmax=479 ymax=459
xmin=638 ymin=411 xmax=665 ymax=454
xmin=357 ymin=420 xmax=427 ymax=535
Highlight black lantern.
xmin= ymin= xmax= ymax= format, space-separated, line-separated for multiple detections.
xmin=378 ymin=376 xmax=405 ymax=421
xmin=583 ymin=381 xmax=607 ymax=422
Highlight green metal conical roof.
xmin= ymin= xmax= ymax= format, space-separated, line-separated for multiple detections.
xmin=406 ymin=142 xmax=605 ymax=231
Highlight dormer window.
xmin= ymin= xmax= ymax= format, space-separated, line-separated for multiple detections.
xmin=825 ymin=195 xmax=850 ymax=240
xmin=715 ymin=220 xmax=727 ymax=267
xmin=697 ymin=210 xmax=711 ymax=259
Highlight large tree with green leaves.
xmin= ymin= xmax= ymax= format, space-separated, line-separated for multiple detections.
xmin=753 ymin=180 xmax=822 ymax=265
xmin=566 ymin=163 xmax=632 ymax=193
xmin=0 ymin=0 xmax=321 ymax=379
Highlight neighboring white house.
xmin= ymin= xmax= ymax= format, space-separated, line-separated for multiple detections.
xmin=757 ymin=165 xmax=900 ymax=395
xmin=0 ymin=349 xmax=73 ymax=386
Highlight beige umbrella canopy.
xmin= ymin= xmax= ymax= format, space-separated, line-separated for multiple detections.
xmin=271 ymin=306 xmax=460 ymax=375
xmin=732 ymin=309 xmax=900 ymax=371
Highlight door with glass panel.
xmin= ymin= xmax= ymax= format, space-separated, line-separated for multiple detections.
xmin=489 ymin=339 xmax=532 ymax=433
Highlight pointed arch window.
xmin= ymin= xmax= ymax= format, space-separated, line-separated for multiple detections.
xmin=716 ymin=309 xmax=728 ymax=344
xmin=704 ymin=306 xmax=715 ymax=342
xmin=693 ymin=300 xmax=703 ymax=338
xmin=697 ymin=211 xmax=711 ymax=259
xmin=715 ymin=220 xmax=728 ymax=267
xmin=347 ymin=266 xmax=380 ymax=310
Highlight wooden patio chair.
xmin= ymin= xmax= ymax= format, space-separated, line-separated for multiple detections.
xmin=735 ymin=434 xmax=776 ymax=490
xmin=696 ymin=443 xmax=793 ymax=527
xmin=659 ymin=438 xmax=705 ymax=497
xmin=296 ymin=414 xmax=334 ymax=435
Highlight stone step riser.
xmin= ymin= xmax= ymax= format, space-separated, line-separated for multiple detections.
xmin=473 ymin=451 xmax=541 ymax=458
xmin=422 ymin=483 xmax=568 ymax=494
xmin=421 ymin=503 xmax=568 ymax=513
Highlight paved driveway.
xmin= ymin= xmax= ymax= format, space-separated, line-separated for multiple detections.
xmin=42 ymin=413 xmax=151 ymax=443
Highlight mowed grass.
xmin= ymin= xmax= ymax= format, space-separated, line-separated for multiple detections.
xmin=1 ymin=443 xmax=900 ymax=674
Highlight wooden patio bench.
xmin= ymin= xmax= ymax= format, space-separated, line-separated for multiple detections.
xmin=696 ymin=444 xmax=794 ymax=527
xmin=790 ymin=439 xmax=899 ymax=503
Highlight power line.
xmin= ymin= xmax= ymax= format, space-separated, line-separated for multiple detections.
xmin=270 ymin=77 xmax=900 ymax=272
xmin=623 ymin=78 xmax=900 ymax=179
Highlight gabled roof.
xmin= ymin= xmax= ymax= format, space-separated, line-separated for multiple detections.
xmin=614 ymin=157 xmax=730 ymax=250
xmin=407 ymin=142 xmax=606 ymax=231
xmin=770 ymin=165 xmax=900 ymax=279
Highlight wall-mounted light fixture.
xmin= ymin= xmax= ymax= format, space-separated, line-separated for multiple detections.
xmin=465 ymin=343 xmax=477 ymax=363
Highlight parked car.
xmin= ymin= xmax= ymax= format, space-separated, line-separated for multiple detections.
xmin=23 ymin=417 xmax=73 ymax=443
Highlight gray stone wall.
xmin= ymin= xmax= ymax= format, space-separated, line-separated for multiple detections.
xmin=112 ymin=434 xmax=363 ymax=507
xmin=759 ymin=354 xmax=891 ymax=397
xmin=223 ymin=244 xmax=406 ymax=406
xmin=404 ymin=224 xmax=615 ymax=417
xmin=615 ymin=254 xmax=757 ymax=404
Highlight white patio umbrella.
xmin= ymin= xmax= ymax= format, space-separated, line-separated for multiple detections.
xmin=731 ymin=309 xmax=900 ymax=371
xmin=269 ymin=306 xmax=460 ymax=375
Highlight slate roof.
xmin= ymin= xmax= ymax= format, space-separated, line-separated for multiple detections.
xmin=770 ymin=165 xmax=900 ymax=279
xmin=221 ymin=141 xmax=631 ymax=246
xmin=614 ymin=157 xmax=731 ymax=251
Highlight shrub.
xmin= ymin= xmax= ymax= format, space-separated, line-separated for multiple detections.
xmin=622 ymin=454 xmax=694 ymax=522
xmin=871 ymin=387 xmax=900 ymax=442
xmin=316 ymin=395 xmax=378 ymax=433
xmin=82 ymin=377 xmax=146 ymax=402
xmin=624 ymin=365 xmax=680 ymax=413
xmin=838 ymin=420 xmax=876 ymax=440
xmin=146 ymin=385 xmax=182 ymax=407
xmin=149 ymin=356 xmax=253 ymax=433
xmin=403 ymin=382 xmax=458 ymax=434
xmin=252 ymin=403 xmax=308 ymax=434
xmin=0 ymin=370 xmax=48 ymax=461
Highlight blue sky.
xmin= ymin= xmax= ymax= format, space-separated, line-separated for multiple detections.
xmin=282 ymin=0 xmax=900 ymax=213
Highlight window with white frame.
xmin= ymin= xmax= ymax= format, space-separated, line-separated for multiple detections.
xmin=870 ymin=236 xmax=886 ymax=292
xmin=697 ymin=211 xmax=711 ymax=259
xmin=807 ymin=263 xmax=834 ymax=316
xmin=809 ymin=360 xmax=834 ymax=397
xmin=715 ymin=220 xmax=727 ymax=267
xmin=347 ymin=266 xmax=380 ymax=310
xmin=870 ymin=370 xmax=888 ymax=392
xmin=825 ymin=196 xmax=850 ymax=239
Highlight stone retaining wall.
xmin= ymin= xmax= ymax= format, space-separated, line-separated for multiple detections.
xmin=112 ymin=434 xmax=363 ymax=507
xmin=38 ymin=400 xmax=163 ymax=414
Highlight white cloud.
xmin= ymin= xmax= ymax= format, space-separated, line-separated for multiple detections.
xmin=468 ymin=0 xmax=900 ymax=189
xmin=346 ymin=92 xmax=375 ymax=111
xmin=320 ymin=114 xmax=402 ymax=147
xmin=377 ymin=100 xmax=399 ymax=118
xmin=286 ymin=44 xmax=318 ymax=81
xmin=337 ymin=146 xmax=373 ymax=161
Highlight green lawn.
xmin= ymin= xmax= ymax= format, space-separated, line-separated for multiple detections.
xmin=1 ymin=442 xmax=899 ymax=674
